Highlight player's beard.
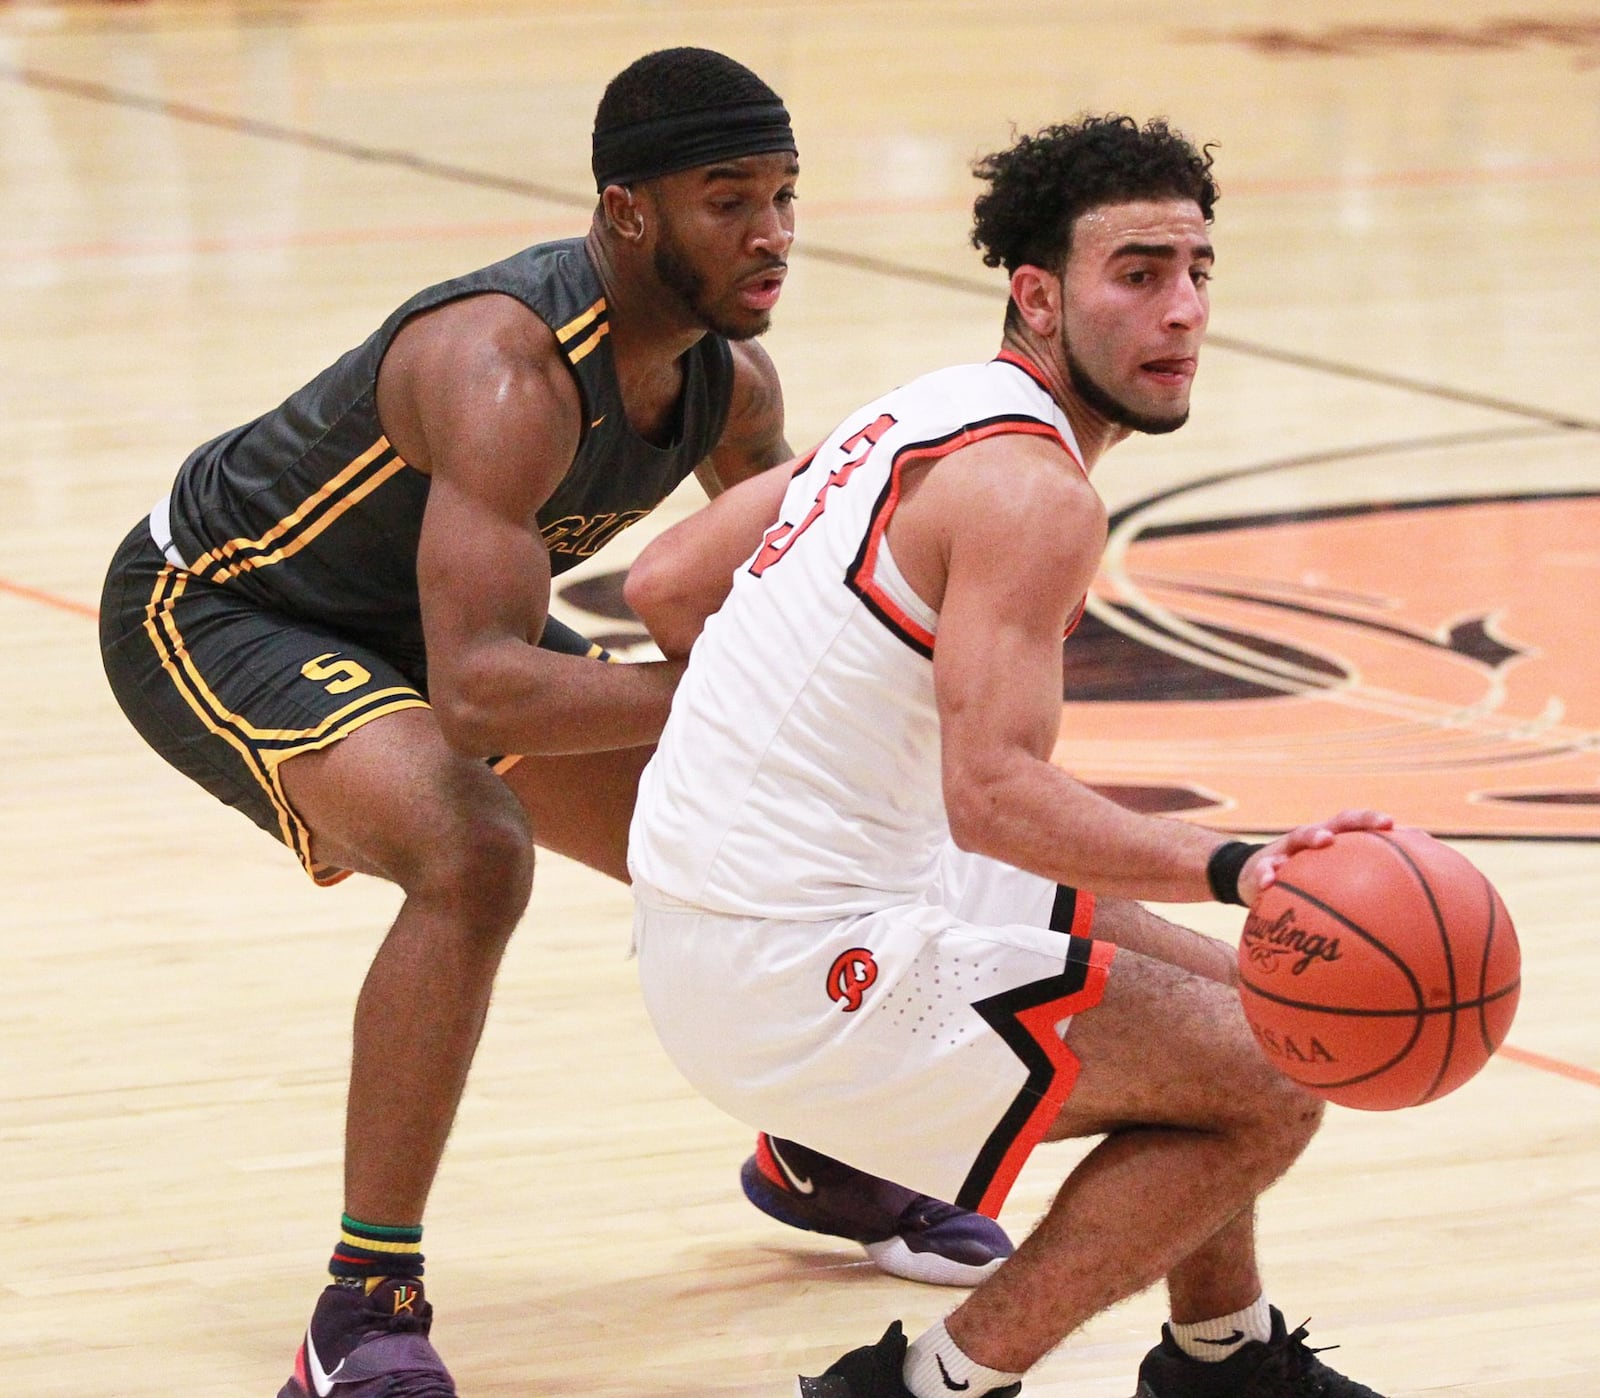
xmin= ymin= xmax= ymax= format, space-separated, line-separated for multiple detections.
xmin=1062 ymin=329 xmax=1189 ymax=436
xmin=654 ymin=223 xmax=767 ymax=341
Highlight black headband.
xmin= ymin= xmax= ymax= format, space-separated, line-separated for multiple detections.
xmin=592 ymin=99 xmax=796 ymax=190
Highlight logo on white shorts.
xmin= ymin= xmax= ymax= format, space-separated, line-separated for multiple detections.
xmin=827 ymin=947 xmax=879 ymax=1012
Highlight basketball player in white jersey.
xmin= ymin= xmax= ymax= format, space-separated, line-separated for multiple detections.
xmin=625 ymin=117 xmax=1390 ymax=1398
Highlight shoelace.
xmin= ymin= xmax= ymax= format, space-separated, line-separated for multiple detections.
xmin=1258 ymin=1319 xmax=1367 ymax=1394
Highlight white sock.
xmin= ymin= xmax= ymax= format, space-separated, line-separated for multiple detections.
xmin=903 ymin=1318 xmax=1024 ymax=1398
xmin=1168 ymin=1295 xmax=1274 ymax=1362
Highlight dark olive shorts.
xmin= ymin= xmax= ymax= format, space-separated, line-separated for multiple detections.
xmin=99 ymin=521 xmax=431 ymax=884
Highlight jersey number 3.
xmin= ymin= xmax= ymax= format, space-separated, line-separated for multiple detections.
xmin=748 ymin=413 xmax=896 ymax=577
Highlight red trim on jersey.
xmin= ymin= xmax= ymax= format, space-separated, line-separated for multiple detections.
xmin=971 ymin=938 xmax=1116 ymax=1218
xmin=992 ymin=351 xmax=1089 ymax=480
xmin=851 ymin=417 xmax=1069 ymax=655
xmin=994 ymin=347 xmax=1053 ymax=392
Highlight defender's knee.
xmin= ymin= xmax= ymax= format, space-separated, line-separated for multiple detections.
xmin=405 ymin=804 xmax=535 ymax=937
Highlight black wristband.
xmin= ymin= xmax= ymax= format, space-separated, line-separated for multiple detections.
xmin=1206 ymin=840 xmax=1265 ymax=906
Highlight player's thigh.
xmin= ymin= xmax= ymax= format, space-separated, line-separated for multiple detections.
xmin=1046 ymin=947 xmax=1301 ymax=1141
xmin=496 ymin=744 xmax=654 ymax=882
xmin=278 ymin=706 xmax=533 ymax=889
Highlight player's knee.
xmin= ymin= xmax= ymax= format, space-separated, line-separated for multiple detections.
xmin=1225 ymin=1038 xmax=1325 ymax=1172
xmin=1256 ymin=1065 xmax=1324 ymax=1151
xmin=409 ymin=806 xmax=535 ymax=934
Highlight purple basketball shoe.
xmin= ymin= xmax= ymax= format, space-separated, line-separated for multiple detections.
xmin=743 ymin=1133 xmax=1013 ymax=1286
xmin=279 ymin=1277 xmax=454 ymax=1397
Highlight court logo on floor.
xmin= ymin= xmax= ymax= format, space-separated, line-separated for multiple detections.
xmin=1054 ymin=434 xmax=1600 ymax=840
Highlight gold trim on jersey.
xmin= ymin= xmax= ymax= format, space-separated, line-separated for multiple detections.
xmin=565 ymin=322 xmax=610 ymax=365
xmin=141 ymin=564 xmax=430 ymax=882
xmin=186 ymin=436 xmax=409 ymax=584
xmin=554 ymin=297 xmax=606 ymax=344
xmin=554 ymin=296 xmax=610 ymax=367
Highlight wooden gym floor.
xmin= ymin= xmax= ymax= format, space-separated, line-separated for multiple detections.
xmin=1 ymin=2 xmax=1596 ymax=1393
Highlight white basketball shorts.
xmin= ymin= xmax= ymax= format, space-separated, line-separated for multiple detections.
xmin=633 ymin=871 xmax=1113 ymax=1218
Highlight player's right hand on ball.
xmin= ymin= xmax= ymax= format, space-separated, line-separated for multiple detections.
xmin=1242 ymin=808 xmax=1394 ymax=904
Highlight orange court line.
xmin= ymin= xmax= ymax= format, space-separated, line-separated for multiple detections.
xmin=0 ymin=575 xmax=99 ymax=619
xmin=5 ymin=571 xmax=1597 ymax=1092
xmin=1496 ymin=1043 xmax=1600 ymax=1089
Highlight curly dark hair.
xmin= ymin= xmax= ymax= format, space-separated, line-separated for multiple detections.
xmin=971 ymin=115 xmax=1218 ymax=275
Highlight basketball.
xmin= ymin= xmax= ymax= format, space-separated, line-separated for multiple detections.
xmin=1236 ymin=828 xmax=1521 ymax=1110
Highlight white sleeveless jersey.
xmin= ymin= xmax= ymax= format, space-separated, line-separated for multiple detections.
xmin=628 ymin=354 xmax=1084 ymax=920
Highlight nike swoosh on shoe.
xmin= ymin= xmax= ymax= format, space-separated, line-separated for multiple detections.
xmin=767 ymin=1139 xmax=816 ymax=1195
xmin=305 ymin=1331 xmax=346 ymax=1396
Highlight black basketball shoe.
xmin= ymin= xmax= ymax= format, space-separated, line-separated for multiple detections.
xmin=795 ymin=1321 xmax=1022 ymax=1398
xmin=1134 ymin=1308 xmax=1385 ymax=1397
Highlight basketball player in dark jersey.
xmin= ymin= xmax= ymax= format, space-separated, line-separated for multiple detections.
xmin=98 ymin=49 xmax=1006 ymax=1397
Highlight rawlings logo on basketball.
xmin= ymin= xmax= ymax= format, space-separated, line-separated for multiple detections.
xmin=1241 ymin=909 xmax=1342 ymax=975
xmin=826 ymin=948 xmax=878 ymax=1012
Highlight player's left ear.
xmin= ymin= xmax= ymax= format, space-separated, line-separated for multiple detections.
xmin=1009 ymin=264 xmax=1061 ymax=338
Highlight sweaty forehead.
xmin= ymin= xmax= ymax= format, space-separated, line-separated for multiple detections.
xmin=1071 ymin=199 xmax=1210 ymax=257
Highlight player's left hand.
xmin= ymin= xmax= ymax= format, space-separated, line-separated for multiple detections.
xmin=1241 ymin=808 xmax=1394 ymax=905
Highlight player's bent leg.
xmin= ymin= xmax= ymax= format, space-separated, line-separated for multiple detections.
xmin=279 ymin=708 xmax=536 ymax=1220
xmin=939 ymin=947 xmax=1323 ymax=1376
xmin=277 ymin=710 xmax=537 ymax=1398
xmin=802 ymin=946 xmax=1374 ymax=1398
